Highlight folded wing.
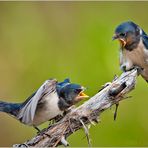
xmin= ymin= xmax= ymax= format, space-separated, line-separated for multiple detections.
xmin=142 ymin=30 xmax=148 ymax=49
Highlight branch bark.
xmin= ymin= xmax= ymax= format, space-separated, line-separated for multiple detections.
xmin=14 ymin=69 xmax=138 ymax=147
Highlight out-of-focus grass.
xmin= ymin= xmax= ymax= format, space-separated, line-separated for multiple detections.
xmin=0 ymin=2 xmax=148 ymax=146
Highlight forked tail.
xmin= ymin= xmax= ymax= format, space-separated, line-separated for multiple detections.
xmin=0 ymin=101 xmax=21 ymax=116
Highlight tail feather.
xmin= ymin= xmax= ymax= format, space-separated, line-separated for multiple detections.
xmin=0 ymin=101 xmax=21 ymax=116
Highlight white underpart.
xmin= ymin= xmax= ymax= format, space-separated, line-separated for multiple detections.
xmin=120 ymin=39 xmax=144 ymax=71
xmin=17 ymin=79 xmax=63 ymax=126
xmin=120 ymin=35 xmax=148 ymax=80
xmin=120 ymin=51 xmax=133 ymax=71
xmin=33 ymin=92 xmax=63 ymax=126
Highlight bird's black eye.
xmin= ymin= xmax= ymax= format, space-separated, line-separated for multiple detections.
xmin=75 ymin=88 xmax=82 ymax=93
xmin=120 ymin=33 xmax=126 ymax=37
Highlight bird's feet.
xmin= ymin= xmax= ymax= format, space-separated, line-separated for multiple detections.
xmin=65 ymin=105 xmax=75 ymax=114
xmin=34 ymin=126 xmax=50 ymax=137
xmin=33 ymin=126 xmax=41 ymax=133
xmin=135 ymin=66 xmax=144 ymax=75
xmin=127 ymin=66 xmax=143 ymax=73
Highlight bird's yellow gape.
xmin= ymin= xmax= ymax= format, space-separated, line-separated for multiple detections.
xmin=113 ymin=21 xmax=148 ymax=82
xmin=74 ymin=90 xmax=89 ymax=102
xmin=119 ymin=38 xmax=127 ymax=47
xmin=112 ymin=34 xmax=126 ymax=47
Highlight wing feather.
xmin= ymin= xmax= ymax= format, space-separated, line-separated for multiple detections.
xmin=17 ymin=79 xmax=57 ymax=125
xmin=141 ymin=30 xmax=148 ymax=49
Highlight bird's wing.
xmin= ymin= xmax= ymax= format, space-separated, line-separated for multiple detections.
xmin=142 ymin=35 xmax=148 ymax=49
xmin=141 ymin=30 xmax=148 ymax=49
xmin=17 ymin=79 xmax=57 ymax=125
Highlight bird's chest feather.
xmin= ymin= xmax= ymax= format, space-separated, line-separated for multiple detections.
xmin=33 ymin=92 xmax=63 ymax=126
xmin=120 ymin=40 xmax=148 ymax=69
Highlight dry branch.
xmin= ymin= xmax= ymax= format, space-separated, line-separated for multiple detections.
xmin=14 ymin=69 xmax=138 ymax=147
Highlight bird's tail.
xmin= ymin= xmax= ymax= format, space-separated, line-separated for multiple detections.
xmin=0 ymin=101 xmax=21 ymax=116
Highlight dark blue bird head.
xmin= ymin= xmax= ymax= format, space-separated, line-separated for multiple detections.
xmin=56 ymin=79 xmax=89 ymax=110
xmin=113 ymin=21 xmax=141 ymax=49
xmin=57 ymin=78 xmax=70 ymax=87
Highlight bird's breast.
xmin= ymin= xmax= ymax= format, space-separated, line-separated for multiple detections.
xmin=33 ymin=92 xmax=63 ymax=126
xmin=120 ymin=39 xmax=148 ymax=80
xmin=120 ymin=39 xmax=148 ymax=69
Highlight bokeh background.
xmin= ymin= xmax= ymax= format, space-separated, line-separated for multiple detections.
xmin=0 ymin=1 xmax=148 ymax=146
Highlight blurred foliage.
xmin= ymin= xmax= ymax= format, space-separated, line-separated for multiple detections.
xmin=0 ymin=1 xmax=148 ymax=146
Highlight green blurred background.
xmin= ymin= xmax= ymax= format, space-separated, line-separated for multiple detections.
xmin=0 ymin=1 xmax=148 ymax=146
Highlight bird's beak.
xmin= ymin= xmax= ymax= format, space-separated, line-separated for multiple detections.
xmin=75 ymin=87 xmax=89 ymax=102
xmin=112 ymin=34 xmax=118 ymax=40
xmin=112 ymin=34 xmax=126 ymax=47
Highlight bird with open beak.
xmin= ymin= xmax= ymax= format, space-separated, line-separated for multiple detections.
xmin=113 ymin=21 xmax=148 ymax=82
xmin=0 ymin=78 xmax=89 ymax=132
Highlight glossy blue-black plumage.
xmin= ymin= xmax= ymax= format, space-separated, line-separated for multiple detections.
xmin=57 ymin=79 xmax=84 ymax=110
xmin=57 ymin=78 xmax=70 ymax=87
xmin=115 ymin=21 xmax=138 ymax=35
xmin=114 ymin=21 xmax=148 ymax=51
xmin=141 ymin=29 xmax=148 ymax=49
xmin=0 ymin=78 xmax=69 ymax=114
xmin=114 ymin=21 xmax=148 ymax=82
xmin=0 ymin=91 xmax=37 ymax=116
xmin=0 ymin=78 xmax=84 ymax=121
xmin=0 ymin=101 xmax=21 ymax=117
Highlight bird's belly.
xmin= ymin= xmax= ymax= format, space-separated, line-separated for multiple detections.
xmin=122 ymin=46 xmax=148 ymax=80
xmin=33 ymin=107 xmax=63 ymax=126
xmin=32 ymin=94 xmax=63 ymax=126
xmin=121 ymin=46 xmax=148 ymax=69
xmin=129 ymin=52 xmax=148 ymax=80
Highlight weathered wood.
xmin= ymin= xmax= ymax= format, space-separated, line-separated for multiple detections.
xmin=14 ymin=69 xmax=138 ymax=147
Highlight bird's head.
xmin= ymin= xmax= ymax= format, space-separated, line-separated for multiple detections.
xmin=57 ymin=80 xmax=89 ymax=110
xmin=113 ymin=21 xmax=141 ymax=48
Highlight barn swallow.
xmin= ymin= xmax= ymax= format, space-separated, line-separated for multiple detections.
xmin=113 ymin=21 xmax=148 ymax=82
xmin=0 ymin=78 xmax=88 ymax=131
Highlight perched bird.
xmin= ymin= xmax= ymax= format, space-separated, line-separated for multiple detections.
xmin=0 ymin=78 xmax=88 ymax=131
xmin=113 ymin=21 xmax=148 ymax=82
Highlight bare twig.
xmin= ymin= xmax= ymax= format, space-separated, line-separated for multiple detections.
xmin=14 ymin=69 xmax=138 ymax=147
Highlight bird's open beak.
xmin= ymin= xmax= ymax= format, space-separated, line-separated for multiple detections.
xmin=75 ymin=87 xmax=89 ymax=102
xmin=112 ymin=34 xmax=126 ymax=47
